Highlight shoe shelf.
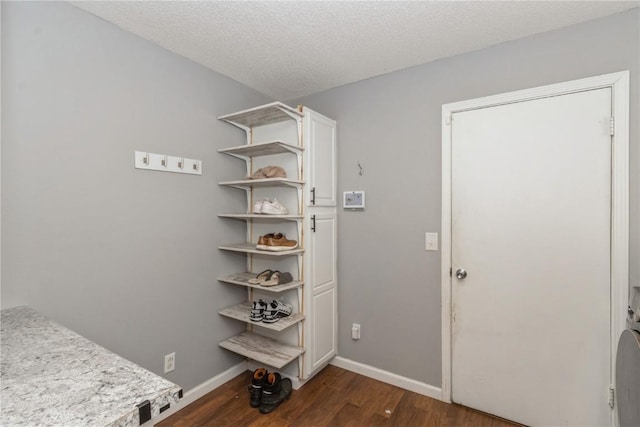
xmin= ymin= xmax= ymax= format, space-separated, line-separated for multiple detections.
xmin=218 ymin=214 xmax=303 ymax=222
xmin=218 ymin=272 xmax=303 ymax=293
xmin=218 ymin=141 xmax=303 ymax=160
xmin=219 ymin=178 xmax=304 ymax=190
xmin=218 ymin=331 xmax=305 ymax=370
xmin=218 ymin=243 xmax=304 ymax=256
xmin=217 ymin=102 xmax=308 ymax=377
xmin=218 ymin=102 xmax=303 ymax=130
xmin=218 ymin=303 xmax=305 ymax=332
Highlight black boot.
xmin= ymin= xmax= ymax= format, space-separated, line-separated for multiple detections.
xmin=259 ymin=372 xmax=292 ymax=414
xmin=248 ymin=368 xmax=268 ymax=408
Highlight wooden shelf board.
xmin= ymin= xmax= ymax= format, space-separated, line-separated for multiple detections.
xmin=218 ymin=102 xmax=302 ymax=128
xmin=218 ymin=272 xmax=303 ymax=293
xmin=219 ymin=302 xmax=305 ymax=332
xmin=218 ymin=213 xmax=303 ymax=221
xmin=219 ymin=178 xmax=304 ymax=189
xmin=218 ymin=141 xmax=303 ymax=158
xmin=219 ymin=331 xmax=304 ymax=369
xmin=218 ymin=243 xmax=303 ymax=256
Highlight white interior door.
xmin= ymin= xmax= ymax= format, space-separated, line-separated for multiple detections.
xmin=451 ymin=88 xmax=612 ymax=426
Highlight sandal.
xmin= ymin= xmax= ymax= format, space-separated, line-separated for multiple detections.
xmin=262 ymin=271 xmax=293 ymax=287
xmin=248 ymin=269 xmax=274 ymax=285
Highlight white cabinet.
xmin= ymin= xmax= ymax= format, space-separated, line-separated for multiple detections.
xmin=304 ymin=108 xmax=337 ymax=207
xmin=304 ymin=212 xmax=337 ymax=373
xmin=216 ymin=102 xmax=337 ymax=382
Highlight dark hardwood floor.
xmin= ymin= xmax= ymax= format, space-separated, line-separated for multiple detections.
xmin=158 ymin=365 xmax=518 ymax=427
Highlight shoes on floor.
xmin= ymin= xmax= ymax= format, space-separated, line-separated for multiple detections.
xmin=249 ymin=165 xmax=287 ymax=180
xmin=248 ymin=368 xmax=268 ymax=408
xmin=249 ymin=299 xmax=268 ymax=322
xmin=253 ymin=198 xmax=288 ymax=215
xmin=256 ymin=233 xmax=298 ymax=251
xmin=262 ymin=300 xmax=293 ymax=324
xmin=259 ymin=373 xmax=292 ymax=414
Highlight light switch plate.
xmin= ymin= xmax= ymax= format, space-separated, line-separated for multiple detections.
xmin=425 ymin=232 xmax=438 ymax=251
xmin=343 ymin=191 xmax=365 ymax=209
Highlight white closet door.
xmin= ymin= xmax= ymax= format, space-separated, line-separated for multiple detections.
xmin=451 ymin=88 xmax=612 ymax=426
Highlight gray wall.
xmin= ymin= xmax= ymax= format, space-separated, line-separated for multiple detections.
xmin=1 ymin=1 xmax=270 ymax=391
xmin=293 ymin=9 xmax=639 ymax=386
xmin=3 ymin=1 xmax=638 ymax=394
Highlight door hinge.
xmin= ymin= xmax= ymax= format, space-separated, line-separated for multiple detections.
xmin=608 ymin=385 xmax=615 ymax=409
xmin=609 ymin=117 xmax=615 ymax=136
xmin=449 ymin=267 xmax=452 ymax=277
xmin=445 ymin=115 xmax=452 ymax=126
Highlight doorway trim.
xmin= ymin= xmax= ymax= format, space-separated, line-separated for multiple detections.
xmin=440 ymin=71 xmax=629 ymax=412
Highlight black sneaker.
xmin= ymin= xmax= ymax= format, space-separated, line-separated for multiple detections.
xmin=259 ymin=372 xmax=292 ymax=414
xmin=248 ymin=368 xmax=268 ymax=408
xmin=249 ymin=299 xmax=267 ymax=322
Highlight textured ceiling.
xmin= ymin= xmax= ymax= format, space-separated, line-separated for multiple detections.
xmin=70 ymin=1 xmax=638 ymax=100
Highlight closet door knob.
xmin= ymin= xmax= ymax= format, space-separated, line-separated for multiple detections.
xmin=456 ymin=269 xmax=467 ymax=279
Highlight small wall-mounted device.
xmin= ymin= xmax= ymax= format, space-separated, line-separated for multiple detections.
xmin=343 ymin=191 xmax=365 ymax=210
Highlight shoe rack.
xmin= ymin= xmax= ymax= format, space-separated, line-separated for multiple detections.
xmin=217 ymin=102 xmax=307 ymax=372
xmin=217 ymin=102 xmax=338 ymax=382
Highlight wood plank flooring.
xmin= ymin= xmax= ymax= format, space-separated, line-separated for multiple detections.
xmin=158 ymin=365 xmax=519 ymax=427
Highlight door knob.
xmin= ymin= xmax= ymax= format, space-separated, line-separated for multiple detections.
xmin=456 ymin=269 xmax=467 ymax=279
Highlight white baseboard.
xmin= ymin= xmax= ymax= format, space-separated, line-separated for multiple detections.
xmin=330 ymin=356 xmax=442 ymax=401
xmin=152 ymin=361 xmax=248 ymax=425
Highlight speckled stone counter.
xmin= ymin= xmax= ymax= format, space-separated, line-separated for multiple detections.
xmin=1 ymin=306 xmax=182 ymax=427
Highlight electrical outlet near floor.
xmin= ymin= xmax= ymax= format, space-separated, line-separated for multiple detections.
xmin=164 ymin=352 xmax=175 ymax=373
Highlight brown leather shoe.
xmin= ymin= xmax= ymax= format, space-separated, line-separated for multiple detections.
xmin=256 ymin=233 xmax=276 ymax=250
xmin=263 ymin=233 xmax=298 ymax=251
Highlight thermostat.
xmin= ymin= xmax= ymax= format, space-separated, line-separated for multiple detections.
xmin=343 ymin=191 xmax=365 ymax=209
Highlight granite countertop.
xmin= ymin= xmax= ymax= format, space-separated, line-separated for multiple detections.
xmin=1 ymin=306 xmax=182 ymax=427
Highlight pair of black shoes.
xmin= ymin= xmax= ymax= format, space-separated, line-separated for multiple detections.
xmin=248 ymin=368 xmax=292 ymax=414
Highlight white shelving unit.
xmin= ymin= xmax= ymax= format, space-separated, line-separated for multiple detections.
xmin=217 ymin=102 xmax=337 ymax=382
xmin=217 ymin=102 xmax=306 ymax=373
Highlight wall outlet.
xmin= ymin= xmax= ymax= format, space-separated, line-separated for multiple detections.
xmin=352 ymin=323 xmax=361 ymax=340
xmin=164 ymin=352 xmax=175 ymax=373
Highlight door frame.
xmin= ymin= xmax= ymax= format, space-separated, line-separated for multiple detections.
xmin=440 ymin=71 xmax=630 ymax=418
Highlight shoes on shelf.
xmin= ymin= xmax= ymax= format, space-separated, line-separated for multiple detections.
xmin=248 ymin=269 xmax=274 ymax=285
xmin=249 ymin=299 xmax=268 ymax=322
xmin=247 ymin=270 xmax=294 ymax=287
xmin=261 ymin=198 xmax=288 ymax=215
xmin=262 ymin=300 xmax=293 ymax=324
xmin=249 ymin=166 xmax=287 ymax=180
xmin=253 ymin=198 xmax=288 ymax=215
xmin=262 ymin=271 xmax=294 ymax=287
xmin=256 ymin=233 xmax=276 ymax=249
xmin=248 ymin=368 xmax=268 ymax=408
xmin=259 ymin=373 xmax=292 ymax=414
xmin=256 ymin=233 xmax=298 ymax=251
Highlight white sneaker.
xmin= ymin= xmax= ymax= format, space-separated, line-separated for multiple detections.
xmin=261 ymin=198 xmax=288 ymax=215
xmin=253 ymin=200 xmax=264 ymax=213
